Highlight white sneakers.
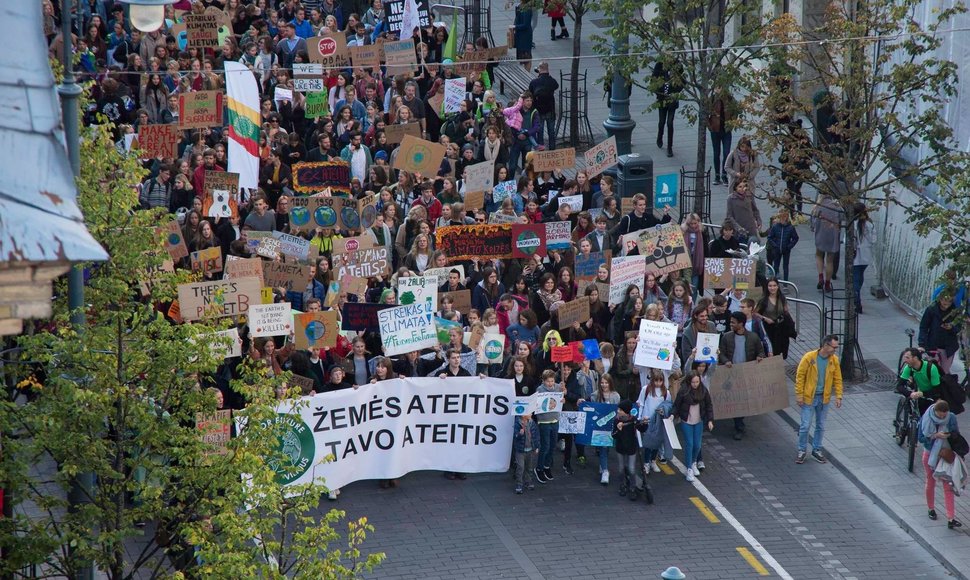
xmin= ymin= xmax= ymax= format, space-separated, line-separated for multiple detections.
xmin=691 ymin=464 xmax=701 ymax=477
xmin=651 ymin=461 xmax=661 ymax=473
xmin=686 ymin=470 xmax=695 ymax=482
xmin=600 ymin=470 xmax=609 ymax=485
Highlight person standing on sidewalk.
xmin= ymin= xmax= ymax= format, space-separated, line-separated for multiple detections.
xmin=794 ymin=334 xmax=843 ymax=464
xmin=653 ymin=60 xmax=681 ymax=158
xmin=921 ymin=400 xmax=962 ymax=529
xmin=514 ymin=0 xmax=534 ymax=71
xmin=529 ymin=62 xmax=559 ymax=151
xmin=708 ymin=89 xmax=738 ymax=186
xmin=718 ymin=311 xmax=765 ymax=440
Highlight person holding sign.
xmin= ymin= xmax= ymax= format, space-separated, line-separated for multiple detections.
xmin=718 ymin=311 xmax=765 ymax=440
xmin=612 ymin=194 xmax=671 ymax=254
xmin=613 ymin=400 xmax=650 ymax=500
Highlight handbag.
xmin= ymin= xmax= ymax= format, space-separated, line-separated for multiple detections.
xmin=940 ymin=447 xmax=957 ymax=464
xmin=950 ymin=432 xmax=970 ymax=457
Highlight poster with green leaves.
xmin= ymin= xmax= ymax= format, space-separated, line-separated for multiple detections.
xmin=397 ymin=275 xmax=438 ymax=311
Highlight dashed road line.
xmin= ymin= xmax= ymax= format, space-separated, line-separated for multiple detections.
xmin=737 ymin=546 xmax=771 ymax=576
xmin=689 ymin=496 xmax=721 ymax=523
xmin=670 ymin=455 xmax=795 ymax=580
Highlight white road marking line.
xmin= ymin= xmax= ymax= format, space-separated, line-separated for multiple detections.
xmin=670 ymin=456 xmax=795 ymax=580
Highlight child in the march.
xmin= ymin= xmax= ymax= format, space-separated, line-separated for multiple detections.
xmin=673 ymin=370 xmax=715 ymax=482
xmin=722 ymin=286 xmax=747 ymax=313
xmin=639 ymin=371 xmax=673 ymax=475
xmin=613 ymin=400 xmax=651 ymax=502
xmin=534 ymin=369 xmax=565 ymax=483
xmin=512 ymin=413 xmax=540 ymax=494
xmin=766 ymin=210 xmax=799 ymax=281
xmin=710 ymin=295 xmax=731 ymax=333
xmin=592 ymin=374 xmax=621 ymax=484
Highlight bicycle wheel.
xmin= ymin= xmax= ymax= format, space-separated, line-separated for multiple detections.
xmin=893 ymin=398 xmax=907 ymax=446
xmin=907 ymin=421 xmax=919 ymax=473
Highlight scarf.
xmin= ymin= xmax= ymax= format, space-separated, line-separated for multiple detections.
xmin=921 ymin=407 xmax=951 ymax=468
xmin=538 ymin=287 xmax=563 ymax=311
xmin=483 ymin=138 xmax=500 ymax=161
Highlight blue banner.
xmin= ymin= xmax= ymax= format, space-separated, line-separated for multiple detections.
xmin=575 ymin=402 xmax=618 ymax=447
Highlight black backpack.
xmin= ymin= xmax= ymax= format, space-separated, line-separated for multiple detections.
xmin=926 ymin=361 xmax=965 ymax=414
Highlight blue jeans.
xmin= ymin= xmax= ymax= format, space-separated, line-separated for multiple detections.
xmin=772 ymin=249 xmax=792 ymax=281
xmin=538 ymin=422 xmax=559 ymax=470
xmin=798 ymin=394 xmax=829 ymax=452
xmin=710 ymin=130 xmax=733 ymax=176
xmin=537 ymin=111 xmax=557 ymax=150
xmin=680 ymin=422 xmax=704 ymax=466
xmin=598 ymin=446 xmax=609 ymax=472
xmin=852 ymin=264 xmax=868 ymax=308
xmin=510 ymin=136 xmax=534 ymax=174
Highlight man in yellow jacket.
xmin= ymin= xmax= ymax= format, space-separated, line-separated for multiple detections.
xmin=795 ymin=334 xmax=843 ymax=464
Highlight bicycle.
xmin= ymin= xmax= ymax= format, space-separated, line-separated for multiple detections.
xmin=894 ymin=333 xmax=940 ymax=472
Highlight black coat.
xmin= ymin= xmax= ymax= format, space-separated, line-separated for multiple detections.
xmin=673 ymin=385 xmax=714 ymax=424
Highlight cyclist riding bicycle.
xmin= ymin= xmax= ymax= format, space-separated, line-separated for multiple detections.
xmin=897 ymin=347 xmax=942 ymax=417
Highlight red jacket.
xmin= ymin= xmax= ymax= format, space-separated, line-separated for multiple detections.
xmin=192 ymin=163 xmax=225 ymax=197
xmin=412 ymin=196 xmax=443 ymax=224
xmin=544 ymin=0 xmax=566 ymax=18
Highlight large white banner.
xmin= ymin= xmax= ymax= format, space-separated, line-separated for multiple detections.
xmin=634 ymin=319 xmax=679 ymax=369
xmin=264 ymin=377 xmax=516 ymax=490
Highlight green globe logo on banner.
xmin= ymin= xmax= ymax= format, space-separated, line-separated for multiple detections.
xmin=484 ymin=339 xmax=503 ymax=361
xmin=268 ymin=413 xmax=315 ymax=485
xmin=515 ymin=230 xmax=541 ymax=256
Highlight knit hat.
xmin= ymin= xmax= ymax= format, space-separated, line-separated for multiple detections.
xmin=375 ymin=150 xmax=388 ymax=161
xmin=618 ymin=400 xmax=634 ymax=414
xmin=461 ymin=143 xmax=474 ymax=153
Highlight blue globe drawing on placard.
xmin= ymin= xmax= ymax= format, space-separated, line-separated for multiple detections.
xmin=513 ymin=403 xmax=528 ymax=415
xmin=314 ymin=206 xmax=337 ymax=227
xmin=360 ymin=204 xmax=377 ymax=229
xmin=167 ymin=233 xmax=181 ymax=245
xmin=701 ymin=345 xmax=713 ymax=357
xmin=341 ymin=206 xmax=360 ymax=229
xmin=305 ymin=320 xmax=326 ymax=343
xmin=290 ymin=206 xmax=310 ymax=227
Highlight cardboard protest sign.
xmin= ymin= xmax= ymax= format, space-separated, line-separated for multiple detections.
xmin=350 ymin=44 xmax=381 ymax=69
xmin=206 ymin=327 xmax=242 ymax=360
xmin=261 ymin=286 xmax=274 ymax=304
xmin=256 ymin=236 xmax=281 ymax=259
xmin=531 ymin=147 xmax=576 ymax=172
xmin=559 ymin=411 xmax=586 ymax=434
xmin=178 ymin=90 xmax=224 ymax=129
xmin=393 ymin=135 xmax=447 ymax=176
xmin=333 ymin=235 xmax=375 ymax=255
xmin=437 ymin=316 xmax=463 ymax=344
xmin=584 ymin=136 xmax=618 ymax=178
xmin=441 ymin=289 xmax=471 ymax=312
xmin=425 ymin=265 xmax=465 ymax=286
xmin=382 ymin=38 xmax=417 ymax=76
xmin=304 ymin=91 xmax=329 ymax=118
xmin=557 ymin=296 xmax=590 ymax=329
xmin=575 ymin=251 xmax=609 ymax=279
xmin=185 ymin=13 xmax=220 ymax=48
xmin=292 ymin=63 xmax=325 ymax=92
xmin=196 ymin=410 xmax=231 ymax=455
xmin=159 ymin=220 xmax=189 ymax=260
xmin=708 ymin=356 xmax=788 ymax=419
xmin=454 ymin=49 xmax=486 ymax=78
xmin=248 ymin=303 xmax=293 ymax=337
xmin=477 ymin=333 xmax=505 ymax=365
xmin=307 ymin=35 xmax=351 ymax=68
xmin=576 ymin=401 xmax=619 ymax=447
xmin=358 ymin=193 xmax=379 ymax=230
xmin=435 ymin=224 xmax=513 ymax=261
xmin=636 ymin=223 xmax=692 ymax=276
xmin=273 ymin=231 xmax=311 ymax=261
xmin=383 ymin=122 xmax=421 ymax=145
xmin=135 ymin=124 xmax=179 ymax=158
xmin=695 ymin=332 xmax=719 ymax=364
xmin=557 ymin=194 xmax=583 ymax=213
xmin=190 ymin=246 xmax=223 ymax=275
xmin=704 ymin=257 xmax=756 ymax=290
xmin=340 ymin=302 xmax=392 ymax=331
xmin=289 ymin=195 xmax=361 ymax=232
xmin=398 ymin=275 xmax=438 ymax=311
xmin=262 ymin=261 xmax=311 ymax=291
xmin=444 ymin=77 xmax=466 ymax=113
xmin=488 ymin=212 xmax=519 ymax=224
xmin=545 ymin=221 xmax=572 ymax=250
xmin=291 ymin=161 xmax=352 ymax=195
xmin=288 ymin=374 xmax=316 ymax=395
xmin=608 ymin=255 xmax=646 ymax=306
xmin=535 ymin=392 xmax=565 ymax=414
xmin=138 ymin=252 xmax=174 ymax=297
xmin=335 ymin=246 xmax=390 ymax=279
xmin=204 ymin=171 xmax=239 ymax=218
xmin=464 ymin=160 xmax=495 ymax=194
xmin=510 ymin=224 xmax=546 ymax=259
xmin=294 ymin=310 xmax=339 ymax=349
xmin=634 ymin=319 xmax=679 ymax=369
xmin=177 ymin=277 xmax=261 ymax=320
xmin=378 ymin=302 xmax=437 ymax=356
xmin=463 ymin=190 xmax=485 ymax=211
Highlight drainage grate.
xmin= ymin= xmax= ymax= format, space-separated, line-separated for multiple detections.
xmin=785 ymin=358 xmax=898 ymax=393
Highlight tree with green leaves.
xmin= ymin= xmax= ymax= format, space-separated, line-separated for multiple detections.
xmin=597 ymin=0 xmax=767 ymax=212
xmin=741 ymin=0 xmax=966 ymax=378
xmin=0 ymin=120 xmax=382 ymax=578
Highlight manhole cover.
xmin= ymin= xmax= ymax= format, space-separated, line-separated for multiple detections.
xmin=785 ymin=358 xmax=897 ymax=393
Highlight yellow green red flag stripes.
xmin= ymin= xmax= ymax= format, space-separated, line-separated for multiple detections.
xmin=224 ymin=62 xmax=261 ymax=189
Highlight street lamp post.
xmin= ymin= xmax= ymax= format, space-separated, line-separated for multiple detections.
xmin=602 ymin=11 xmax=636 ymax=156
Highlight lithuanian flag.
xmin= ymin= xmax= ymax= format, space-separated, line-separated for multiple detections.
xmin=225 ymin=61 xmax=261 ymax=189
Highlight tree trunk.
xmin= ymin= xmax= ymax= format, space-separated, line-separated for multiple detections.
xmin=569 ymin=11 xmax=582 ymax=147
xmin=841 ymin=201 xmax=863 ymax=381
xmin=694 ymin=103 xmax=709 ymax=216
